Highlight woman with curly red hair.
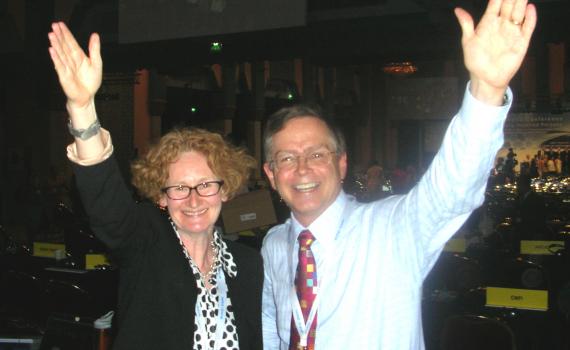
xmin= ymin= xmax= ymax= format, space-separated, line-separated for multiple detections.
xmin=48 ymin=22 xmax=262 ymax=350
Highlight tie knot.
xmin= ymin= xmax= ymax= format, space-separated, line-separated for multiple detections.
xmin=298 ymin=230 xmax=315 ymax=248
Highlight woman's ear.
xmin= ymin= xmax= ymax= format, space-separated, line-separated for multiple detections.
xmin=158 ymin=195 xmax=168 ymax=209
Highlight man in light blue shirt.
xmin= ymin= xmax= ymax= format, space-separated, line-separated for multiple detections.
xmin=260 ymin=0 xmax=537 ymax=349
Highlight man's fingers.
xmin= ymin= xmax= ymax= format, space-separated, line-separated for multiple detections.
xmin=454 ymin=7 xmax=474 ymax=40
xmin=521 ymin=4 xmax=537 ymax=41
xmin=483 ymin=0 xmax=503 ymax=18
xmin=498 ymin=0 xmax=516 ymax=21
xmin=511 ymin=0 xmax=529 ymax=25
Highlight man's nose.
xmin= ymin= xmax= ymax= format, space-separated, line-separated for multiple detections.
xmin=295 ymin=156 xmax=310 ymax=173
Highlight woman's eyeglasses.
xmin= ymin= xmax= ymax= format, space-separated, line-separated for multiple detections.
xmin=161 ymin=180 xmax=224 ymax=200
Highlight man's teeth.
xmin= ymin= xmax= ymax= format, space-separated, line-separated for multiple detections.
xmin=295 ymin=183 xmax=318 ymax=191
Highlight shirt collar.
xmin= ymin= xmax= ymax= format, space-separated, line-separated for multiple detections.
xmin=290 ymin=190 xmax=347 ymax=245
xmin=213 ymin=229 xmax=238 ymax=278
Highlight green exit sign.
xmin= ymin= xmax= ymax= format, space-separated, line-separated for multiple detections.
xmin=210 ymin=42 xmax=222 ymax=53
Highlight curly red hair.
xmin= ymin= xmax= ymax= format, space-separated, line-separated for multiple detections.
xmin=131 ymin=128 xmax=256 ymax=203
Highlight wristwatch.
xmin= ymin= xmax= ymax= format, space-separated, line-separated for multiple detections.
xmin=67 ymin=118 xmax=101 ymax=140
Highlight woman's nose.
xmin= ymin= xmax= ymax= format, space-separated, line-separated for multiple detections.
xmin=186 ymin=188 xmax=201 ymax=206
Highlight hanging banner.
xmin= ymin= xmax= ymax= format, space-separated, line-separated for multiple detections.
xmin=496 ymin=112 xmax=570 ymax=175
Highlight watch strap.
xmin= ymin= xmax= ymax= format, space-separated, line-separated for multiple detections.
xmin=67 ymin=118 xmax=101 ymax=141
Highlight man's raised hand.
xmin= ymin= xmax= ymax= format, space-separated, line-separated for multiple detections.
xmin=455 ymin=0 xmax=537 ymax=105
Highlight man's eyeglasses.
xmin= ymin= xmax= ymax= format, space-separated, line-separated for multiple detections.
xmin=161 ymin=180 xmax=224 ymax=200
xmin=270 ymin=150 xmax=336 ymax=170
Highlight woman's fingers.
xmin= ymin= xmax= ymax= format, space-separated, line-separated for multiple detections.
xmin=49 ymin=23 xmax=73 ymax=72
xmin=57 ymin=22 xmax=85 ymax=66
xmin=48 ymin=46 xmax=63 ymax=73
xmin=88 ymin=33 xmax=102 ymax=70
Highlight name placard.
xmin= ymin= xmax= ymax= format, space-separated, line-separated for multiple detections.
xmin=85 ymin=254 xmax=111 ymax=270
xmin=443 ymin=238 xmax=466 ymax=253
xmin=239 ymin=213 xmax=257 ymax=222
xmin=520 ymin=240 xmax=564 ymax=255
xmin=33 ymin=242 xmax=66 ymax=258
xmin=486 ymin=286 xmax=548 ymax=311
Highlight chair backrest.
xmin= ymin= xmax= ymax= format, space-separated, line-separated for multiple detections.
xmin=39 ymin=313 xmax=96 ymax=350
xmin=441 ymin=314 xmax=516 ymax=350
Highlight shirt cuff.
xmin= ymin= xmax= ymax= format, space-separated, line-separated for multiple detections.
xmin=460 ymin=82 xmax=512 ymax=136
xmin=66 ymin=128 xmax=114 ymax=166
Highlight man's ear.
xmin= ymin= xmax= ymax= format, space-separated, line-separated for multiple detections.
xmin=263 ymin=162 xmax=277 ymax=190
xmin=338 ymin=152 xmax=348 ymax=180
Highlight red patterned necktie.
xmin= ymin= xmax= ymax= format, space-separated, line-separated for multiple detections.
xmin=289 ymin=230 xmax=318 ymax=350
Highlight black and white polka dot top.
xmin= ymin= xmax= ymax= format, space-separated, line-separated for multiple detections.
xmin=171 ymin=222 xmax=240 ymax=350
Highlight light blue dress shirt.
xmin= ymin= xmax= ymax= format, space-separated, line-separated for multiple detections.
xmin=261 ymin=84 xmax=512 ymax=350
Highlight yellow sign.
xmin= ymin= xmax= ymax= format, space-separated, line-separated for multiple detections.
xmin=486 ymin=286 xmax=548 ymax=311
xmin=237 ymin=230 xmax=256 ymax=237
xmin=443 ymin=238 xmax=466 ymax=253
xmin=33 ymin=242 xmax=66 ymax=258
xmin=85 ymin=254 xmax=111 ymax=270
xmin=520 ymin=240 xmax=564 ymax=255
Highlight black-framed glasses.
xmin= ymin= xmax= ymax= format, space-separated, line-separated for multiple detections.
xmin=161 ymin=180 xmax=224 ymax=200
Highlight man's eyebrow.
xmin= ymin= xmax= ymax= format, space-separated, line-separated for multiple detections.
xmin=274 ymin=145 xmax=330 ymax=154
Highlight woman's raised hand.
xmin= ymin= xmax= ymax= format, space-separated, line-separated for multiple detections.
xmin=48 ymin=22 xmax=102 ymax=109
